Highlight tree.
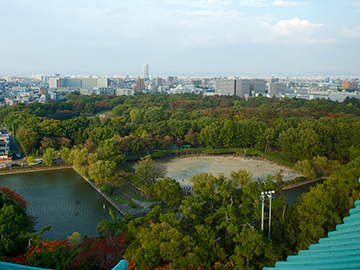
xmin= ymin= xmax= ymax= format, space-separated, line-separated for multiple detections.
xmin=135 ymin=155 xmax=166 ymax=185
xmin=124 ymin=222 xmax=201 ymax=269
xmin=153 ymin=178 xmax=184 ymax=209
xmin=0 ymin=188 xmax=32 ymax=257
xmin=229 ymin=225 xmax=277 ymax=269
xmin=230 ymin=169 xmax=251 ymax=188
xmin=96 ymin=136 xmax=126 ymax=165
xmin=60 ymin=148 xmax=71 ymax=163
xmin=15 ymin=127 xmax=38 ymax=155
xmin=43 ymin=148 xmax=56 ymax=166
xmin=88 ymin=160 xmax=117 ymax=187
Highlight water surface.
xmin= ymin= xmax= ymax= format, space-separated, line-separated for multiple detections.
xmin=0 ymin=169 xmax=118 ymax=240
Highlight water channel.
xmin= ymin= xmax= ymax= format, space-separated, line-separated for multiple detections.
xmin=0 ymin=169 xmax=117 ymax=241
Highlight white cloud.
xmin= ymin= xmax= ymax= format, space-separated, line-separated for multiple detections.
xmin=272 ymin=18 xmax=323 ymax=35
xmin=342 ymin=27 xmax=360 ymax=38
xmin=305 ymin=38 xmax=336 ymax=44
xmin=238 ymin=0 xmax=270 ymax=7
xmin=347 ymin=0 xmax=360 ymax=6
xmin=163 ymin=0 xmax=232 ymax=8
xmin=239 ymin=0 xmax=305 ymax=6
xmin=272 ymin=0 xmax=304 ymax=6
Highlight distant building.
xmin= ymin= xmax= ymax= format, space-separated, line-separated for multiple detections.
xmin=341 ymin=80 xmax=358 ymax=90
xmin=80 ymin=87 xmax=134 ymax=96
xmin=215 ymin=79 xmax=250 ymax=97
xmin=115 ymin=88 xmax=135 ymax=96
xmin=82 ymin=78 xmax=98 ymax=89
xmin=268 ymin=82 xmax=287 ymax=95
xmin=156 ymin=78 xmax=163 ymax=86
xmin=49 ymin=77 xmax=62 ymax=89
xmin=143 ymin=63 xmax=149 ymax=79
xmin=98 ymin=78 xmax=110 ymax=88
xmin=67 ymin=78 xmax=82 ymax=88
xmin=269 ymin=77 xmax=280 ymax=83
xmin=98 ymin=87 xmax=115 ymax=95
xmin=191 ymin=79 xmax=202 ymax=86
xmin=250 ymin=79 xmax=266 ymax=95
xmin=167 ymin=76 xmax=176 ymax=86
xmin=133 ymin=77 xmax=145 ymax=93
xmin=0 ymin=130 xmax=10 ymax=160
xmin=39 ymin=88 xmax=48 ymax=96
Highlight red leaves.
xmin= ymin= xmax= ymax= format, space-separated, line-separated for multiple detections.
xmin=10 ymin=234 xmax=127 ymax=270
xmin=71 ymin=233 xmax=127 ymax=269
xmin=0 ymin=186 xmax=28 ymax=211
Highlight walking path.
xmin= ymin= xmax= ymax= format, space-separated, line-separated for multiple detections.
xmin=283 ymin=177 xmax=327 ymax=190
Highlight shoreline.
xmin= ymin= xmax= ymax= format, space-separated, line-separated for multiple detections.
xmin=0 ymin=164 xmax=73 ymax=175
xmin=0 ymin=164 xmax=151 ymax=218
xmin=71 ymin=167 xmax=132 ymax=217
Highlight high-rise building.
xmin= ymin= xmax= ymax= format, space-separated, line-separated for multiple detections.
xmin=341 ymin=80 xmax=358 ymax=90
xmin=39 ymin=88 xmax=48 ymax=96
xmin=60 ymin=78 xmax=82 ymax=88
xmin=250 ymin=79 xmax=266 ymax=95
xmin=167 ymin=76 xmax=176 ymax=86
xmin=82 ymin=78 xmax=98 ymax=89
xmin=269 ymin=77 xmax=279 ymax=83
xmin=98 ymin=78 xmax=110 ymax=88
xmin=143 ymin=63 xmax=149 ymax=79
xmin=133 ymin=76 xmax=145 ymax=93
xmin=215 ymin=79 xmax=251 ymax=97
xmin=49 ymin=77 xmax=62 ymax=89
xmin=268 ymin=82 xmax=287 ymax=94
xmin=156 ymin=78 xmax=163 ymax=86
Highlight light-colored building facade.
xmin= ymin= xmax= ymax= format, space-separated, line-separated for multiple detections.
xmin=82 ymin=78 xmax=98 ymax=89
xmin=268 ymin=82 xmax=287 ymax=95
xmin=49 ymin=77 xmax=62 ymax=89
xmin=250 ymin=79 xmax=266 ymax=95
xmin=0 ymin=130 xmax=10 ymax=160
xmin=215 ymin=79 xmax=251 ymax=97
xmin=98 ymin=78 xmax=110 ymax=88
xmin=80 ymin=87 xmax=134 ymax=96
xmin=143 ymin=63 xmax=149 ymax=79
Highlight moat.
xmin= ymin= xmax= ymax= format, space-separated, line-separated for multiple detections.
xmin=0 ymin=169 xmax=117 ymax=241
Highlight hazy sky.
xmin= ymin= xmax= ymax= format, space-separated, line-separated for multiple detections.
xmin=1 ymin=0 xmax=360 ymax=76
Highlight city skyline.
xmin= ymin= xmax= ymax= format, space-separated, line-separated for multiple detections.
xmin=1 ymin=0 xmax=360 ymax=77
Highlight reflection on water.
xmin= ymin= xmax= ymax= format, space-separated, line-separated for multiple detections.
xmin=0 ymin=169 xmax=119 ymax=240
xmin=281 ymin=180 xmax=325 ymax=206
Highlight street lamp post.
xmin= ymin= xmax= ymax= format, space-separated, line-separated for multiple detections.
xmin=260 ymin=192 xmax=266 ymax=233
xmin=267 ymin=190 xmax=275 ymax=240
xmin=260 ymin=190 xmax=275 ymax=239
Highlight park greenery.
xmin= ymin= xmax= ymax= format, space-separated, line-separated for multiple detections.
xmin=1 ymin=93 xmax=360 ymax=269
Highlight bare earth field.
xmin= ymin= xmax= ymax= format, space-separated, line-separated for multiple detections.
xmin=161 ymin=156 xmax=299 ymax=188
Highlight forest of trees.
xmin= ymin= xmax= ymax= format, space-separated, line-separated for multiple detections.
xmin=1 ymin=93 xmax=360 ymax=269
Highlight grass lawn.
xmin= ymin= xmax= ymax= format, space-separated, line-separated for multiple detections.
xmin=120 ymin=183 xmax=157 ymax=202
xmin=111 ymin=194 xmax=128 ymax=204
xmin=119 ymin=184 xmax=144 ymax=201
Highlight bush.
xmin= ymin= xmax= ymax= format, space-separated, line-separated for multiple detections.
xmin=128 ymin=202 xmax=136 ymax=208
xmin=100 ymin=185 xmax=114 ymax=195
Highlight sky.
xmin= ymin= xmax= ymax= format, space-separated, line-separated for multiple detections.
xmin=1 ymin=0 xmax=360 ymax=77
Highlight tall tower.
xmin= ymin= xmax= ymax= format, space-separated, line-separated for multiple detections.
xmin=143 ymin=63 xmax=149 ymax=79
